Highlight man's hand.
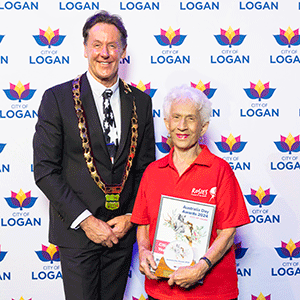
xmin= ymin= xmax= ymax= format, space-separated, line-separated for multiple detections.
xmin=139 ymin=247 xmax=158 ymax=280
xmin=80 ymin=215 xmax=118 ymax=247
xmin=107 ymin=215 xmax=133 ymax=239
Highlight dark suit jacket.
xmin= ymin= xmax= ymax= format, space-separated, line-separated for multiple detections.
xmin=33 ymin=73 xmax=155 ymax=249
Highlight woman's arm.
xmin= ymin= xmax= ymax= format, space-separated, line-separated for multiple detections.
xmin=137 ymin=224 xmax=158 ymax=280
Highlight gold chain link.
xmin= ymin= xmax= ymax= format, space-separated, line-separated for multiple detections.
xmin=72 ymin=75 xmax=138 ymax=195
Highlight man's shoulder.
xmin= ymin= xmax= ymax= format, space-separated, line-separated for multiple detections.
xmin=45 ymin=78 xmax=75 ymax=93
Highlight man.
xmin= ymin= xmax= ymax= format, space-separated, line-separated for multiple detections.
xmin=33 ymin=11 xmax=155 ymax=300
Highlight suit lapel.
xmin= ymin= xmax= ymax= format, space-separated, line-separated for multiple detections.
xmin=115 ymin=79 xmax=133 ymax=162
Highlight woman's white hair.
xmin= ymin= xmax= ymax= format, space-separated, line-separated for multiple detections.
xmin=163 ymin=84 xmax=212 ymax=124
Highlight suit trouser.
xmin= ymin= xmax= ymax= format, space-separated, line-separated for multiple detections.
xmin=59 ymin=242 xmax=133 ymax=300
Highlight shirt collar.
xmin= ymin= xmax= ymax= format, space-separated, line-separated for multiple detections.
xmin=86 ymin=70 xmax=119 ymax=97
xmin=158 ymin=145 xmax=214 ymax=169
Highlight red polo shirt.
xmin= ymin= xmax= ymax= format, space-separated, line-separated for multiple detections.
xmin=131 ymin=145 xmax=250 ymax=300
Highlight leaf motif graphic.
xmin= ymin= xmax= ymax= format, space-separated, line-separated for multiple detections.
xmin=3 ymin=89 xmax=19 ymax=100
xmin=50 ymin=35 xmax=60 ymax=45
xmin=279 ymin=35 xmax=289 ymax=45
xmin=249 ymin=89 xmax=260 ymax=99
xmin=291 ymin=141 xmax=300 ymax=152
xmin=172 ymin=35 xmax=186 ymax=46
xmin=205 ymin=88 xmax=217 ymax=99
xmin=33 ymin=35 xmax=48 ymax=46
xmin=261 ymin=194 xmax=276 ymax=206
xmin=42 ymin=250 xmax=52 ymax=261
xmin=245 ymin=195 xmax=260 ymax=206
xmin=214 ymin=35 xmax=229 ymax=46
xmin=232 ymin=34 xmax=246 ymax=46
xmin=145 ymin=89 xmax=157 ymax=98
xmin=235 ymin=247 xmax=248 ymax=259
xmin=35 ymin=251 xmax=51 ymax=262
xmin=290 ymin=35 xmax=300 ymax=46
xmin=274 ymin=141 xmax=289 ymax=152
xmin=154 ymin=35 xmax=169 ymax=46
xmin=0 ymin=251 xmax=7 ymax=262
xmin=232 ymin=141 xmax=247 ymax=153
xmin=0 ymin=143 xmax=6 ymax=153
xmin=273 ymin=35 xmax=288 ymax=46
xmin=244 ymin=88 xmax=258 ymax=99
xmin=215 ymin=142 xmax=231 ymax=153
xmin=261 ymin=88 xmax=276 ymax=99
xmin=21 ymin=89 xmax=36 ymax=100
xmin=52 ymin=251 xmax=60 ymax=262
xmin=20 ymin=89 xmax=30 ymax=99
xmin=4 ymin=197 xmax=20 ymax=209
xmin=156 ymin=142 xmax=170 ymax=153
xmin=275 ymin=247 xmax=290 ymax=258
xmin=292 ymin=247 xmax=300 ymax=258
xmin=171 ymin=35 xmax=181 ymax=45
xmin=260 ymin=88 xmax=269 ymax=99
xmin=23 ymin=197 xmax=38 ymax=209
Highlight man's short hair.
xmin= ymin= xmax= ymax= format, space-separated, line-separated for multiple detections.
xmin=83 ymin=10 xmax=127 ymax=46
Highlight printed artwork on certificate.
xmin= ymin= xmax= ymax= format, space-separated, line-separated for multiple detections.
xmin=152 ymin=195 xmax=216 ymax=278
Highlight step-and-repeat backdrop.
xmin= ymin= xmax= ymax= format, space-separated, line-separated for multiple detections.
xmin=0 ymin=0 xmax=299 ymax=299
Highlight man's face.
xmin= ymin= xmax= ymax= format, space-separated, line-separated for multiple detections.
xmin=84 ymin=23 xmax=126 ymax=87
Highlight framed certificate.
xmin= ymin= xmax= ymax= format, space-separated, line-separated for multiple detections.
xmin=152 ymin=195 xmax=216 ymax=278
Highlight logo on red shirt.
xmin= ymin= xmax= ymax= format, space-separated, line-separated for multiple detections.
xmin=191 ymin=187 xmax=217 ymax=201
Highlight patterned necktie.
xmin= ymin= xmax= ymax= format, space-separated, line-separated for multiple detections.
xmin=102 ymin=89 xmax=117 ymax=161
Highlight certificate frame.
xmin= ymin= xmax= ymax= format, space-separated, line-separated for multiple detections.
xmin=152 ymin=195 xmax=216 ymax=278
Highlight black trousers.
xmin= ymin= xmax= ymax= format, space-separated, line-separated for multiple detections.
xmin=59 ymin=242 xmax=133 ymax=300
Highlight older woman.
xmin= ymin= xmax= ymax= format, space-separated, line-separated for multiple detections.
xmin=131 ymin=85 xmax=250 ymax=300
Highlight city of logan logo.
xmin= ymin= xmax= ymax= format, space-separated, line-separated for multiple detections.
xmin=4 ymin=189 xmax=38 ymax=210
xmin=35 ymin=244 xmax=60 ymax=264
xmin=3 ymin=81 xmax=36 ymax=102
xmin=234 ymin=242 xmax=248 ymax=259
xmin=274 ymin=133 xmax=300 ymax=154
xmin=244 ymin=80 xmax=275 ymax=101
xmin=273 ymin=27 xmax=300 ymax=48
xmin=154 ymin=26 xmax=186 ymax=48
xmin=0 ymin=245 xmax=8 ymax=262
xmin=191 ymin=80 xmax=217 ymax=99
xmin=0 ymin=35 xmax=4 ymax=43
xmin=252 ymin=293 xmax=271 ymax=300
xmin=156 ymin=136 xmax=171 ymax=154
xmin=214 ymin=26 xmax=246 ymax=48
xmin=215 ymin=134 xmax=247 ymax=155
xmin=245 ymin=187 xmax=277 ymax=208
xmin=275 ymin=239 xmax=300 ymax=260
xmin=131 ymin=81 xmax=157 ymax=98
xmin=33 ymin=27 xmax=66 ymax=48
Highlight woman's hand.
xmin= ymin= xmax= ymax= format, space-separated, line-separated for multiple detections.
xmin=139 ymin=247 xmax=158 ymax=280
xmin=168 ymin=260 xmax=209 ymax=288
xmin=137 ymin=224 xmax=158 ymax=280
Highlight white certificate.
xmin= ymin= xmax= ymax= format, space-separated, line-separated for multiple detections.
xmin=152 ymin=195 xmax=216 ymax=278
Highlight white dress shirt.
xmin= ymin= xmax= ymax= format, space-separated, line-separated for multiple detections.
xmin=70 ymin=71 xmax=122 ymax=229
